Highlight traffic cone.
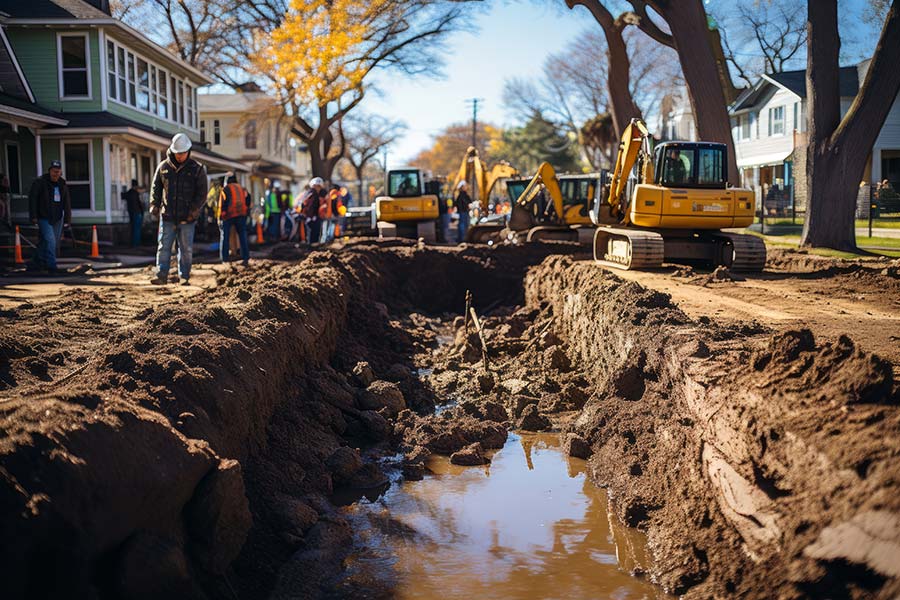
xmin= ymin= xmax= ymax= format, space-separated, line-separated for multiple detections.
xmin=334 ymin=222 xmax=341 ymax=237
xmin=14 ymin=226 xmax=24 ymax=264
xmin=299 ymin=220 xmax=306 ymax=242
xmin=256 ymin=220 xmax=265 ymax=244
xmin=89 ymin=225 xmax=100 ymax=258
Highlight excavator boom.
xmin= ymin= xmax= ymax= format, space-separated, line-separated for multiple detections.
xmin=607 ymin=119 xmax=652 ymax=223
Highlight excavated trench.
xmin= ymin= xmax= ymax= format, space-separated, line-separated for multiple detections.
xmin=2 ymin=242 xmax=899 ymax=599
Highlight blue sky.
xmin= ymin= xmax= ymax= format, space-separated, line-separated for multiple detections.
xmin=360 ymin=0 xmax=882 ymax=165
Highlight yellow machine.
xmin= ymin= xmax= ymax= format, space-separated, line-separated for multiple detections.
xmin=498 ymin=162 xmax=603 ymax=244
xmin=451 ymin=147 xmax=521 ymax=243
xmin=590 ymin=118 xmax=765 ymax=270
xmin=375 ymin=167 xmax=440 ymax=241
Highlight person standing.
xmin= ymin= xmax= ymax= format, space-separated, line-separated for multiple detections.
xmin=302 ymin=177 xmax=324 ymax=245
xmin=319 ymin=184 xmax=337 ymax=243
xmin=149 ymin=133 xmax=207 ymax=286
xmin=438 ymin=189 xmax=451 ymax=243
xmin=28 ymin=160 xmax=72 ymax=273
xmin=218 ymin=175 xmax=250 ymax=266
xmin=123 ymin=179 xmax=145 ymax=247
xmin=455 ymin=180 xmax=472 ymax=243
xmin=265 ymin=180 xmax=283 ymax=242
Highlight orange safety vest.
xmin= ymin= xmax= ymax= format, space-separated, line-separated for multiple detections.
xmin=221 ymin=183 xmax=248 ymax=219
xmin=319 ymin=190 xmax=336 ymax=219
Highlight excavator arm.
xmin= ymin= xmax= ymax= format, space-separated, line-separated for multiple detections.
xmin=453 ymin=147 xmax=519 ymax=212
xmin=516 ymin=162 xmax=564 ymax=223
xmin=606 ymin=118 xmax=653 ymax=224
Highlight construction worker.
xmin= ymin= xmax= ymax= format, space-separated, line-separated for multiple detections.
xmin=123 ymin=179 xmax=145 ymax=247
xmin=438 ymin=189 xmax=451 ymax=243
xmin=149 ymin=133 xmax=208 ymax=286
xmin=300 ymin=177 xmax=324 ymax=244
xmin=27 ymin=159 xmax=72 ymax=274
xmin=265 ymin=180 xmax=283 ymax=241
xmin=219 ymin=175 xmax=251 ymax=266
xmin=455 ymin=180 xmax=472 ymax=243
xmin=320 ymin=184 xmax=341 ymax=243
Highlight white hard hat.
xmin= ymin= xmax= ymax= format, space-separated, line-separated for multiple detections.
xmin=309 ymin=177 xmax=324 ymax=187
xmin=169 ymin=133 xmax=192 ymax=153
xmin=457 ymin=180 xmax=468 ymax=190
xmin=273 ymin=180 xmax=282 ymax=189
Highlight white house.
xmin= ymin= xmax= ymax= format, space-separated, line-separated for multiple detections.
xmin=729 ymin=61 xmax=900 ymax=214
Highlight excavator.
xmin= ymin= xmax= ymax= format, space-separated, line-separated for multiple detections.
xmin=374 ymin=167 xmax=440 ymax=242
xmin=589 ymin=118 xmax=765 ymax=270
xmin=451 ymin=147 xmax=520 ymax=243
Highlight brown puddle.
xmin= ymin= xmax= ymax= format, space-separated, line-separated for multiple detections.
xmin=334 ymin=433 xmax=669 ymax=599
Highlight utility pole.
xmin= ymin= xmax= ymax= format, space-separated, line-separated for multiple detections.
xmin=465 ymin=98 xmax=484 ymax=150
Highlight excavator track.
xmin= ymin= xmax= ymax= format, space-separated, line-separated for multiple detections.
xmin=713 ymin=232 xmax=767 ymax=271
xmin=593 ymin=227 xmax=665 ymax=270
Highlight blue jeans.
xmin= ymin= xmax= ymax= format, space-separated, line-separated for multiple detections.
xmin=320 ymin=218 xmax=334 ymax=243
xmin=156 ymin=220 xmax=196 ymax=279
xmin=129 ymin=212 xmax=143 ymax=246
xmin=439 ymin=213 xmax=451 ymax=243
xmin=457 ymin=211 xmax=470 ymax=243
xmin=34 ymin=218 xmax=63 ymax=270
xmin=267 ymin=212 xmax=283 ymax=241
xmin=220 ymin=216 xmax=250 ymax=263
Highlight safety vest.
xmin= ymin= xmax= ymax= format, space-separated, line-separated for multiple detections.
xmin=221 ymin=183 xmax=248 ymax=219
xmin=319 ymin=190 xmax=336 ymax=219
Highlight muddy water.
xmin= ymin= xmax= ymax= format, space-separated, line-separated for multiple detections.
xmin=336 ymin=433 xmax=668 ymax=599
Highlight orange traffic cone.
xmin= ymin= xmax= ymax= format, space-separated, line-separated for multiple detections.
xmin=299 ymin=219 xmax=306 ymax=242
xmin=256 ymin=220 xmax=265 ymax=244
xmin=334 ymin=223 xmax=341 ymax=237
xmin=89 ymin=225 xmax=100 ymax=258
xmin=14 ymin=226 xmax=24 ymax=264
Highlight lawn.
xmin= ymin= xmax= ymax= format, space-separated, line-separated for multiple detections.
xmin=760 ymin=216 xmax=900 ymax=229
xmin=744 ymin=229 xmax=900 ymax=259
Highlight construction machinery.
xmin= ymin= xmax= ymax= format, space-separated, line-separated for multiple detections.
xmin=590 ymin=118 xmax=765 ymax=270
xmin=374 ymin=167 xmax=440 ymax=242
xmin=451 ymin=147 xmax=520 ymax=243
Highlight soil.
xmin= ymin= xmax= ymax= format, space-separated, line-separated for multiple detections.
xmin=2 ymin=240 xmax=899 ymax=599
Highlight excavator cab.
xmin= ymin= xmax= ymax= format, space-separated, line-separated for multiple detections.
xmin=375 ymin=168 xmax=439 ymax=241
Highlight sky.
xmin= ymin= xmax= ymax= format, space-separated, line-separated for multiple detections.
xmin=363 ymin=1 xmax=591 ymax=165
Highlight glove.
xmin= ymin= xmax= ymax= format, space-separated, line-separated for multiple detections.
xmin=150 ymin=206 xmax=160 ymax=218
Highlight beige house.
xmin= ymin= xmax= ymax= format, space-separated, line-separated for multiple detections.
xmin=198 ymin=87 xmax=311 ymax=204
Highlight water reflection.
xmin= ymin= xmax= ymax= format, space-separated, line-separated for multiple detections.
xmin=337 ymin=433 xmax=669 ymax=599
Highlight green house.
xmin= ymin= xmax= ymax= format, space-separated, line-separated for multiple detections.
xmin=0 ymin=0 xmax=246 ymax=236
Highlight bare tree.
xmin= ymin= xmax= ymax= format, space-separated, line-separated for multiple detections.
xmin=803 ymin=0 xmax=900 ymax=250
xmin=342 ymin=114 xmax=407 ymax=202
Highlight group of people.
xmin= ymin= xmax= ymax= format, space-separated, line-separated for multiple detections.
xmin=266 ymin=177 xmax=351 ymax=245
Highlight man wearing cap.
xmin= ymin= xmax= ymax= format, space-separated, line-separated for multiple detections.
xmin=28 ymin=159 xmax=72 ymax=274
xmin=149 ymin=133 xmax=208 ymax=285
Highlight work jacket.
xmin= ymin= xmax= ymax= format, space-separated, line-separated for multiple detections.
xmin=220 ymin=183 xmax=249 ymax=220
xmin=265 ymin=190 xmax=282 ymax=217
xmin=150 ymin=150 xmax=208 ymax=223
xmin=28 ymin=174 xmax=72 ymax=224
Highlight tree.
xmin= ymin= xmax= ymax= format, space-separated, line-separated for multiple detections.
xmin=802 ymin=0 xmax=900 ymax=250
xmin=491 ymin=111 xmax=582 ymax=175
xmin=580 ymin=113 xmax=617 ymax=169
xmin=714 ymin=0 xmax=807 ymax=87
xmin=411 ymin=122 xmax=503 ymax=178
xmin=249 ymin=0 xmax=475 ymax=181
xmin=342 ymin=114 xmax=407 ymax=202
xmin=567 ymin=0 xmax=742 ymax=184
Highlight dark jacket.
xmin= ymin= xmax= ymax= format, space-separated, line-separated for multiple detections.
xmin=150 ymin=149 xmax=208 ymax=223
xmin=123 ymin=188 xmax=144 ymax=215
xmin=28 ymin=174 xmax=72 ymax=224
xmin=456 ymin=189 xmax=472 ymax=213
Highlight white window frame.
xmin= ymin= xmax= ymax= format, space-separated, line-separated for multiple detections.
xmin=200 ymin=120 xmax=206 ymax=144
xmin=214 ymin=119 xmax=221 ymax=145
xmin=769 ymin=105 xmax=785 ymax=137
xmin=104 ymin=37 xmax=198 ymax=130
xmin=57 ymin=32 xmax=92 ymax=101
xmin=61 ymin=139 xmax=95 ymax=213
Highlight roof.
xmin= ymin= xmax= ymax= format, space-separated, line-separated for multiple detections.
xmin=0 ymin=91 xmax=68 ymax=125
xmin=0 ymin=0 xmax=108 ymax=19
xmin=732 ymin=65 xmax=861 ymax=112
xmin=767 ymin=67 xmax=859 ymax=98
xmin=198 ymin=92 xmax=275 ymax=113
xmin=39 ymin=111 xmax=246 ymax=170
xmin=0 ymin=0 xmax=213 ymax=85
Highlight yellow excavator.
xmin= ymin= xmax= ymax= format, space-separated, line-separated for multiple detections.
xmin=374 ymin=167 xmax=440 ymax=242
xmin=590 ymin=118 xmax=765 ymax=270
xmin=451 ymin=147 xmax=520 ymax=243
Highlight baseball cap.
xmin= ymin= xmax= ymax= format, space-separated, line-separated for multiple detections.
xmin=49 ymin=160 xmax=62 ymax=170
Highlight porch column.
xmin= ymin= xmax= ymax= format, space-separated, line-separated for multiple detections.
xmin=102 ymin=137 xmax=112 ymax=224
xmin=34 ymin=131 xmax=42 ymax=176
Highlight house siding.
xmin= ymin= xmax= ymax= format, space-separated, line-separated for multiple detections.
xmin=7 ymin=28 xmax=102 ymax=113
xmin=733 ymin=86 xmax=799 ymax=168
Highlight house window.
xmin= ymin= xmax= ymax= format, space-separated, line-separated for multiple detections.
xmin=63 ymin=142 xmax=92 ymax=210
xmin=741 ymin=115 xmax=750 ymax=140
xmin=116 ymin=46 xmax=127 ymax=102
xmin=136 ymin=58 xmax=150 ymax=111
xmin=245 ymin=120 xmax=257 ymax=149
xmin=149 ymin=65 xmax=158 ymax=115
xmin=106 ymin=40 xmax=116 ymax=100
xmin=214 ymin=119 xmax=221 ymax=145
xmin=170 ymin=76 xmax=179 ymax=123
xmin=186 ymin=83 xmax=195 ymax=128
xmin=754 ymin=111 xmax=759 ymax=138
xmin=793 ymin=102 xmax=799 ymax=131
xmin=177 ymin=80 xmax=185 ymax=125
xmin=58 ymin=34 xmax=90 ymax=98
xmin=769 ymin=106 xmax=785 ymax=136
xmin=158 ymin=68 xmax=168 ymax=119
xmin=200 ymin=120 xmax=206 ymax=144
xmin=126 ymin=51 xmax=136 ymax=107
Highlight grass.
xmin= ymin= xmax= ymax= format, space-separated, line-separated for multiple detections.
xmin=743 ymin=229 xmax=900 ymax=259
xmin=760 ymin=217 xmax=900 ymax=229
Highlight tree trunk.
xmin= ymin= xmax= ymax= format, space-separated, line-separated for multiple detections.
xmin=802 ymin=0 xmax=900 ymax=249
xmin=655 ymin=0 xmax=740 ymax=185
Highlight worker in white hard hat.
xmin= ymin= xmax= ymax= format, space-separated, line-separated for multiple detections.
xmin=265 ymin=180 xmax=285 ymax=241
xmin=455 ymin=180 xmax=472 ymax=243
xmin=149 ymin=132 xmax=208 ymax=285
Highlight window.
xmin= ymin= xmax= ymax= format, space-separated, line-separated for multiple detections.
xmin=126 ymin=51 xmax=136 ymax=106
xmin=170 ymin=76 xmax=179 ymax=123
xmin=5 ymin=142 xmax=21 ymax=194
xmin=654 ymin=144 xmax=726 ymax=188
xmin=697 ymin=148 xmax=725 ymax=185
xmin=244 ymin=119 xmax=256 ymax=149
xmin=200 ymin=120 xmax=206 ymax=144
xmin=793 ymin=102 xmax=799 ymax=131
xmin=186 ymin=84 xmax=195 ymax=128
xmin=388 ymin=170 xmax=420 ymax=197
xmin=158 ymin=69 xmax=168 ymax=118
xmin=214 ymin=119 xmax=221 ymax=145
xmin=59 ymin=34 xmax=90 ymax=98
xmin=754 ymin=111 xmax=759 ymax=138
xmin=116 ymin=46 xmax=127 ymax=102
xmin=149 ymin=65 xmax=158 ymax=114
xmin=177 ymin=80 xmax=185 ymax=125
xmin=106 ymin=40 xmax=116 ymax=100
xmin=136 ymin=58 xmax=149 ymax=111
xmin=769 ymin=106 xmax=785 ymax=136
xmin=63 ymin=142 xmax=92 ymax=210
xmin=741 ymin=115 xmax=751 ymax=140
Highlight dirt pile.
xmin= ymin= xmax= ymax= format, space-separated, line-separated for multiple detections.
xmin=520 ymin=255 xmax=900 ymax=598
xmin=0 ymin=241 xmax=581 ymax=599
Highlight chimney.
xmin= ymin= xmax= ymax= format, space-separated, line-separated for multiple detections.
xmin=84 ymin=0 xmax=111 ymax=15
